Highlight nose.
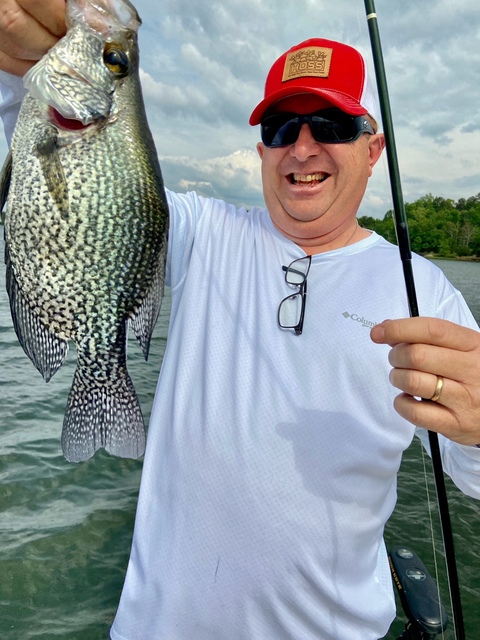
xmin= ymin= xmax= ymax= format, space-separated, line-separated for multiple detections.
xmin=289 ymin=123 xmax=321 ymax=162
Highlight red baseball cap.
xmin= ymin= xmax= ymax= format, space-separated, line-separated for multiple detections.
xmin=249 ymin=38 xmax=377 ymax=125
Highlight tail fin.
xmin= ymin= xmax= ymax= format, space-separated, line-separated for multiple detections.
xmin=61 ymin=365 xmax=146 ymax=463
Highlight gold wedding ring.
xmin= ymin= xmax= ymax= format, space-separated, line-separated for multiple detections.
xmin=430 ymin=376 xmax=444 ymax=402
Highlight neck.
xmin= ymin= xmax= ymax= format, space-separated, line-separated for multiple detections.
xmin=295 ymin=220 xmax=371 ymax=254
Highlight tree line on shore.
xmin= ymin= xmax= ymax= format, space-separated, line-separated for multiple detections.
xmin=359 ymin=193 xmax=480 ymax=258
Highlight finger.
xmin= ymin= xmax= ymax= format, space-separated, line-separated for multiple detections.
xmin=392 ymin=393 xmax=479 ymax=446
xmin=387 ymin=342 xmax=470 ymax=384
xmin=0 ymin=2 xmax=64 ymax=61
xmin=17 ymin=0 xmax=67 ymax=38
xmin=0 ymin=48 xmax=36 ymax=75
xmin=389 ymin=368 xmax=450 ymax=404
xmin=371 ymin=317 xmax=480 ymax=352
xmin=394 ymin=393 xmax=451 ymax=433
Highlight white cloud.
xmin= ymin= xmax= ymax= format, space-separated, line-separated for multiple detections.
xmin=139 ymin=68 xmax=210 ymax=112
xmin=160 ymin=148 xmax=263 ymax=208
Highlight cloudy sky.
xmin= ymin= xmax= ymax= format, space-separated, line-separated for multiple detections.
xmin=2 ymin=0 xmax=480 ymax=218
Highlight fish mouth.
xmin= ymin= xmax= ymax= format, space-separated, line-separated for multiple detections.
xmin=49 ymin=107 xmax=94 ymax=131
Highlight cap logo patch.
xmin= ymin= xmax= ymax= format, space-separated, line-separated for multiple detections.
xmin=282 ymin=47 xmax=333 ymax=82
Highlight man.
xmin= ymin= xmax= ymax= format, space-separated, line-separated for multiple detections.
xmin=1 ymin=2 xmax=480 ymax=638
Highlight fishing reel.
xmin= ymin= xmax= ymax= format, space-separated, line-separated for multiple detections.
xmin=389 ymin=545 xmax=448 ymax=640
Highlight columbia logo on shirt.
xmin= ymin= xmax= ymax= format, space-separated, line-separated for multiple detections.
xmin=342 ymin=311 xmax=377 ymax=329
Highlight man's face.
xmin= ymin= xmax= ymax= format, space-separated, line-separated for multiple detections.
xmin=256 ymin=95 xmax=385 ymax=252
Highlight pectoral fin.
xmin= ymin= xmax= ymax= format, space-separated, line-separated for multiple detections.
xmin=34 ymin=126 xmax=69 ymax=220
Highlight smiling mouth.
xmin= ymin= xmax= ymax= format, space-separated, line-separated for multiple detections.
xmin=289 ymin=172 xmax=329 ymax=186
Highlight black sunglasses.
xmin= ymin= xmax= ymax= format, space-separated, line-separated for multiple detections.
xmin=261 ymin=108 xmax=375 ymax=148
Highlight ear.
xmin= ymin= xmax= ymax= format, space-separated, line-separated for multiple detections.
xmin=256 ymin=141 xmax=265 ymax=159
xmin=368 ymin=133 xmax=386 ymax=175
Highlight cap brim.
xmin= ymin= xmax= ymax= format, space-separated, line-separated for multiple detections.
xmin=249 ymin=86 xmax=368 ymax=125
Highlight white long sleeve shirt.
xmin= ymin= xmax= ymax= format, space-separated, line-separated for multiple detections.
xmin=112 ymin=190 xmax=480 ymax=639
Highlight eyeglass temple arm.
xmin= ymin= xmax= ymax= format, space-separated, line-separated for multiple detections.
xmin=282 ymin=265 xmax=307 ymax=278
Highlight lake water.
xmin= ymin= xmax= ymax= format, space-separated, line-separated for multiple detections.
xmin=0 ymin=244 xmax=479 ymax=639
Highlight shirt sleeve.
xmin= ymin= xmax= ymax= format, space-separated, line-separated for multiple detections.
xmin=165 ymin=189 xmax=216 ymax=291
xmin=415 ymin=428 xmax=480 ymax=499
xmin=0 ymin=72 xmax=26 ymax=144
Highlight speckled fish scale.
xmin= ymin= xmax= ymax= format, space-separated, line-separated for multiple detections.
xmin=1 ymin=0 xmax=168 ymax=462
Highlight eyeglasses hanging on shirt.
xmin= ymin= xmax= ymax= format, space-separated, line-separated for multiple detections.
xmin=278 ymin=255 xmax=312 ymax=335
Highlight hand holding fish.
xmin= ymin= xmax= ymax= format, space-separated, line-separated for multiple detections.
xmin=371 ymin=317 xmax=480 ymax=446
xmin=0 ymin=0 xmax=66 ymax=75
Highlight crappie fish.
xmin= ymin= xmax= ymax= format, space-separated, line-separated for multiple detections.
xmin=1 ymin=0 xmax=169 ymax=462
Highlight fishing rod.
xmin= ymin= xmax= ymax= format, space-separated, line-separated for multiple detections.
xmin=363 ymin=1 xmax=465 ymax=638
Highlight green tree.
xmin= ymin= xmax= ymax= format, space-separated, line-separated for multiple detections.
xmin=359 ymin=193 xmax=480 ymax=258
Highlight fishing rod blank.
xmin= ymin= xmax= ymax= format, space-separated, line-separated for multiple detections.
xmin=363 ymin=1 xmax=465 ymax=638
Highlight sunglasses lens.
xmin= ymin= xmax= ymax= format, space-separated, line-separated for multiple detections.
xmin=261 ymin=113 xmax=300 ymax=147
xmin=311 ymin=111 xmax=355 ymax=142
xmin=261 ymin=109 xmax=372 ymax=147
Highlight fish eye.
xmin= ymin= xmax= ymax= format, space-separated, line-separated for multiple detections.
xmin=103 ymin=44 xmax=130 ymax=77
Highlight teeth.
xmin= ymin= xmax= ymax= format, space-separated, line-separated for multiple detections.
xmin=292 ymin=172 xmax=327 ymax=184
